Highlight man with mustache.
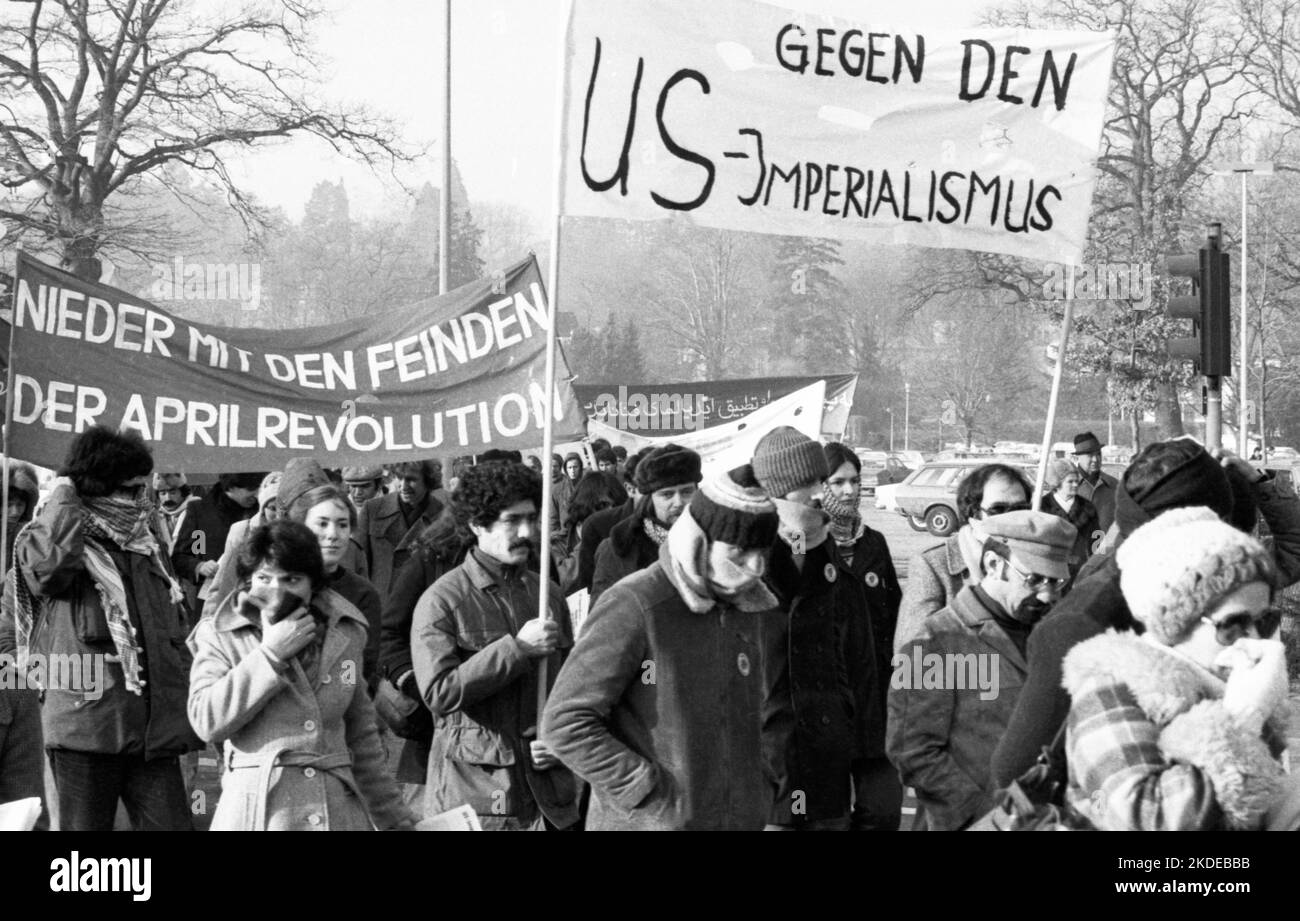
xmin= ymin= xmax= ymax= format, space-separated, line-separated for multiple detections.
xmin=411 ymin=461 xmax=579 ymax=830
xmin=886 ymin=511 xmax=1075 ymax=831
xmin=152 ymin=471 xmax=197 ymax=551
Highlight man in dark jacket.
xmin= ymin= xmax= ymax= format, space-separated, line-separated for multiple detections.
xmin=991 ymin=439 xmax=1295 ymax=787
xmin=171 ymin=471 xmax=260 ymax=619
xmin=543 ymin=464 xmax=780 ymax=830
xmin=888 ymin=511 xmax=1075 ymax=830
xmin=590 ymin=444 xmax=701 ymax=604
xmin=575 ymin=447 xmax=650 ymax=598
xmin=411 ymin=462 xmax=579 ymax=830
xmin=357 ymin=459 xmax=442 ymax=600
xmin=15 ymin=426 xmax=201 ymax=830
xmin=1071 ymin=431 xmax=1119 ymax=533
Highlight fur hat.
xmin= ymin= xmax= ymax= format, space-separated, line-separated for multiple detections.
xmin=278 ymin=459 xmax=330 ymax=514
xmin=688 ymin=464 xmax=778 ymax=550
xmin=1117 ymin=506 xmax=1276 ymax=645
xmin=635 ymin=444 xmax=702 ymax=495
xmin=752 ymin=426 xmax=828 ymax=499
xmin=152 ymin=471 xmax=187 ymax=491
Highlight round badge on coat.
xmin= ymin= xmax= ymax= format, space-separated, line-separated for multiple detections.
xmin=865 ymin=572 xmax=880 ymax=588
xmin=737 ymin=652 xmax=751 ymax=676
xmin=824 ymin=563 xmax=837 ymax=583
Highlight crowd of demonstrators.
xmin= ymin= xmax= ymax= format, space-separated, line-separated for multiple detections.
xmin=411 ymin=462 xmax=580 ymax=830
xmin=14 ymin=427 xmax=200 ymax=831
xmin=992 ymin=438 xmax=1300 ymax=790
xmin=188 ymin=519 xmax=417 ymax=831
xmin=1062 ymin=508 xmax=1295 ymax=830
xmin=1039 ymin=458 xmax=1100 ymax=576
xmin=895 ymin=463 xmax=1032 ymax=653
xmin=356 ymin=460 xmax=442 ymax=601
xmin=590 ymin=445 xmax=699 ymax=604
xmin=0 ymin=460 xmax=46 ymax=828
xmin=171 ymin=471 xmax=263 ymax=617
xmin=550 ymin=472 xmax=627 ymax=597
xmin=887 ymin=511 xmax=1075 ymax=830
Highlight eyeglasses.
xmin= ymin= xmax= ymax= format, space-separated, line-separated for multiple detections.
xmin=981 ymin=501 xmax=1031 ymax=517
xmin=1003 ymin=558 xmax=1065 ymax=591
xmin=1203 ymin=608 xmax=1280 ymax=645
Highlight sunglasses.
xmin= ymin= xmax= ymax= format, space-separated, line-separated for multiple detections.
xmin=1003 ymin=558 xmax=1065 ymax=591
xmin=981 ymin=501 xmax=1032 ymax=516
xmin=1204 ymin=608 xmax=1281 ymax=645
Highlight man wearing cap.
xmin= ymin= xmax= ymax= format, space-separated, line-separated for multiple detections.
xmin=542 ymin=464 xmax=780 ymax=830
xmin=590 ymin=444 xmax=702 ymax=604
xmin=342 ymin=465 xmax=386 ymax=511
xmin=887 ymin=510 xmax=1076 ymax=831
xmin=1071 ymin=431 xmax=1118 ymax=534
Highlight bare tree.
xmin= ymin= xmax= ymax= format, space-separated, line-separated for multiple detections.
xmin=0 ymin=0 xmax=414 ymax=272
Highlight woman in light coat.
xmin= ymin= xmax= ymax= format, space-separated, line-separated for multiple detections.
xmin=188 ymin=519 xmax=418 ymax=831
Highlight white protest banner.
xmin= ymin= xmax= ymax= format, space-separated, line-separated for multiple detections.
xmin=561 ymin=0 xmax=1114 ymax=262
xmin=587 ymin=380 xmax=825 ymax=474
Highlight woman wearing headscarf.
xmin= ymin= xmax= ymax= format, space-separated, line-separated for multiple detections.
xmin=1062 ymin=507 xmax=1294 ymax=830
xmin=188 ymin=519 xmax=418 ymax=831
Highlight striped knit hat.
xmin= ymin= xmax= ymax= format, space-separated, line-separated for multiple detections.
xmin=689 ymin=464 xmax=778 ymax=549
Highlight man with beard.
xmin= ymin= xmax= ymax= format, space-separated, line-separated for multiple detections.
xmin=590 ymin=445 xmax=701 ymax=604
xmin=412 ymin=462 xmax=579 ymax=830
xmin=152 ymin=472 xmax=197 ymax=551
xmin=886 ymin=511 xmax=1075 ymax=831
xmin=1071 ymin=431 xmax=1119 ymax=534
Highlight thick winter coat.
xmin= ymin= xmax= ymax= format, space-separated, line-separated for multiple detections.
xmin=1040 ymin=493 xmax=1101 ymax=571
xmin=886 ymin=586 xmax=1028 ymax=831
xmin=356 ymin=492 xmax=442 ymax=600
xmin=188 ymin=588 xmax=416 ymax=831
xmin=1077 ymin=471 xmax=1119 ymax=534
xmin=411 ymin=550 xmax=580 ymax=828
xmin=577 ymin=499 xmax=634 ymax=596
xmin=171 ymin=487 xmax=254 ymax=610
xmin=542 ymin=545 xmax=775 ymax=831
xmin=590 ymin=509 xmax=659 ymax=605
xmin=895 ymin=535 xmax=966 ymax=653
xmin=839 ymin=529 xmax=903 ymax=759
xmin=1062 ymin=630 xmax=1285 ymax=830
xmin=16 ymin=484 xmax=201 ymax=759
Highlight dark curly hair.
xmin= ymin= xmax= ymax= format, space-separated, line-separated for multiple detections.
xmin=566 ymin=471 xmax=628 ymax=527
xmin=235 ymin=519 xmax=326 ymax=590
xmin=956 ymin=463 xmax=1032 ymax=523
xmin=58 ymin=425 xmax=153 ymax=498
xmin=451 ymin=461 xmax=543 ymax=530
xmin=391 ymin=459 xmax=441 ymax=488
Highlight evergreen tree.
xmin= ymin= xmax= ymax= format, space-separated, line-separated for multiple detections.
xmin=620 ymin=316 xmax=649 ymax=381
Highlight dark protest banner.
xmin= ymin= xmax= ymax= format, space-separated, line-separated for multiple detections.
xmin=575 ymin=373 xmax=856 ymax=437
xmin=8 ymin=253 xmax=584 ymax=472
xmin=560 ymin=0 xmax=1115 ymax=263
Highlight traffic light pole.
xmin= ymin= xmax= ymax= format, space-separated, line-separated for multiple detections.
xmin=1206 ymin=374 xmax=1223 ymax=451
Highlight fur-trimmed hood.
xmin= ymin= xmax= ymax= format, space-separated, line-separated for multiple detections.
xmin=1063 ymin=630 xmax=1285 ymax=830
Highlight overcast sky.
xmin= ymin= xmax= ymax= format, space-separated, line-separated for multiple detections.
xmin=230 ymin=0 xmax=999 ymax=222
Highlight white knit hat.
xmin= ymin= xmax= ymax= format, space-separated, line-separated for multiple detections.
xmin=1117 ymin=506 xmax=1275 ymax=644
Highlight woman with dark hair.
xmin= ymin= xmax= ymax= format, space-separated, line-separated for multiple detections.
xmin=188 ymin=519 xmax=418 ymax=831
xmin=896 ymin=463 xmax=1032 ymax=654
xmin=819 ymin=442 xmax=905 ymax=830
xmin=551 ymin=471 xmax=627 ymax=596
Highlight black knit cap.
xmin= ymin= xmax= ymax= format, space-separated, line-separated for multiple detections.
xmin=635 ymin=443 xmax=703 ymax=494
xmin=689 ymin=464 xmax=778 ymax=549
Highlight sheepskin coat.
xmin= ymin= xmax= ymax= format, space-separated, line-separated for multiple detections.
xmin=1062 ymin=630 xmax=1285 ymax=831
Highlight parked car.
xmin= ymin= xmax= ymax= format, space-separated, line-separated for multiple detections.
xmin=892 ymin=458 xmax=1036 ymax=537
xmin=858 ymin=454 xmax=914 ymax=498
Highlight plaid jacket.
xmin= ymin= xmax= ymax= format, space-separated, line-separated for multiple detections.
xmin=1062 ymin=631 xmax=1285 ymax=830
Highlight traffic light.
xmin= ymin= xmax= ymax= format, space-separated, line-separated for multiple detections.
xmin=1164 ymin=224 xmax=1231 ymax=376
